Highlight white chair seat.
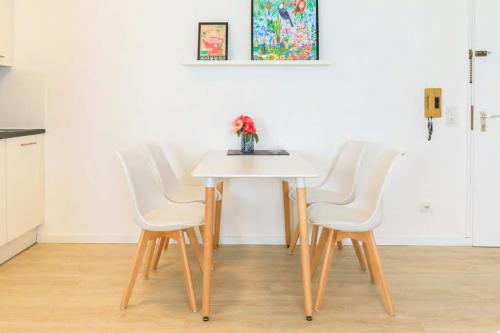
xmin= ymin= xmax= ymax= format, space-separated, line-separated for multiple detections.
xmin=167 ymin=186 xmax=222 ymax=204
xmin=308 ymin=203 xmax=373 ymax=232
xmin=289 ymin=187 xmax=349 ymax=205
xmin=142 ymin=202 xmax=205 ymax=231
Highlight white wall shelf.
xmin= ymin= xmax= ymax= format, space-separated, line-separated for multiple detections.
xmin=181 ymin=60 xmax=334 ymax=67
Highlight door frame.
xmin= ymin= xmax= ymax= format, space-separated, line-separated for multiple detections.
xmin=466 ymin=0 xmax=475 ymax=245
xmin=467 ymin=0 xmax=497 ymax=246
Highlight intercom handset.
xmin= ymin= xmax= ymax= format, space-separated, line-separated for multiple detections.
xmin=425 ymin=88 xmax=442 ymax=141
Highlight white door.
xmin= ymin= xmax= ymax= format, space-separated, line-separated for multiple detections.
xmin=472 ymin=0 xmax=500 ymax=246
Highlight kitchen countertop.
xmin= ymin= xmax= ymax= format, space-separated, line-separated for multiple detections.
xmin=0 ymin=129 xmax=46 ymax=139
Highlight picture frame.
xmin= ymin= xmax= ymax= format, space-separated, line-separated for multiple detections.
xmin=197 ymin=22 xmax=229 ymax=61
xmin=251 ymin=0 xmax=319 ymax=61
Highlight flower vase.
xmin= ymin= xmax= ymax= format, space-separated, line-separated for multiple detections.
xmin=241 ymin=134 xmax=255 ymax=154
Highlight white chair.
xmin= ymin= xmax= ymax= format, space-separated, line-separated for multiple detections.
xmin=144 ymin=142 xmax=224 ymax=250
xmin=286 ymin=141 xmax=367 ymax=268
xmin=308 ymin=147 xmax=400 ymax=315
xmin=116 ymin=145 xmax=205 ymax=312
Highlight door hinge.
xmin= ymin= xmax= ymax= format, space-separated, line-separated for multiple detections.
xmin=471 ymin=105 xmax=475 ymax=131
xmin=469 ymin=49 xmax=474 ymax=84
xmin=475 ymin=50 xmax=491 ymax=57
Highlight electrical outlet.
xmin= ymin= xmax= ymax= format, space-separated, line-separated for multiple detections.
xmin=420 ymin=202 xmax=432 ymax=214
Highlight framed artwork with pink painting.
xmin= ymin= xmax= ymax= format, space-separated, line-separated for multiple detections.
xmin=198 ymin=22 xmax=229 ymax=60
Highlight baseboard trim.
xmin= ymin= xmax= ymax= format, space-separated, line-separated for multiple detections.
xmin=221 ymin=235 xmax=472 ymax=246
xmin=37 ymin=233 xmax=472 ymax=246
xmin=37 ymin=233 xmax=139 ymax=244
xmin=0 ymin=229 xmax=38 ymax=264
xmin=375 ymin=236 xmax=472 ymax=246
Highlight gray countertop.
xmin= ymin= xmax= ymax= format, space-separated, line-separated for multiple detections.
xmin=0 ymin=129 xmax=46 ymax=139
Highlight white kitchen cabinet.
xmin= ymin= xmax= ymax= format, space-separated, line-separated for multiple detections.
xmin=0 ymin=0 xmax=14 ymax=67
xmin=0 ymin=140 xmax=6 ymax=246
xmin=6 ymin=135 xmax=44 ymax=242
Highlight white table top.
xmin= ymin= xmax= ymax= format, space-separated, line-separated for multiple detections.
xmin=191 ymin=151 xmax=318 ymax=179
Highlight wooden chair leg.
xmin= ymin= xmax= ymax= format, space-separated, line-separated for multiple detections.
xmin=362 ymin=241 xmax=376 ymax=283
xmin=364 ymin=232 xmax=395 ymax=316
xmin=178 ymin=230 xmax=197 ymax=313
xmin=310 ymin=227 xmax=329 ymax=278
xmin=282 ymin=181 xmax=292 ymax=247
xmin=213 ymin=182 xmax=224 ymax=249
xmin=121 ymin=230 xmax=149 ymax=309
xmin=337 ymin=241 xmax=344 ymax=250
xmin=186 ymin=228 xmax=204 ymax=272
xmin=152 ymin=237 xmax=167 ymax=270
xmin=199 ymin=225 xmax=205 ymax=244
xmin=163 ymin=237 xmax=170 ymax=250
xmin=314 ymin=229 xmax=337 ymax=311
xmin=310 ymin=225 xmax=320 ymax=259
xmin=288 ymin=224 xmax=300 ymax=254
xmin=143 ymin=238 xmax=156 ymax=280
xmin=352 ymin=239 xmax=367 ymax=271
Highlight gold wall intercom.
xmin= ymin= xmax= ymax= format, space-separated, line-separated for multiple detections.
xmin=424 ymin=88 xmax=442 ymax=141
xmin=425 ymin=88 xmax=442 ymax=119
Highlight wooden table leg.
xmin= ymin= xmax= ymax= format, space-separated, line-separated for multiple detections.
xmin=202 ymin=179 xmax=216 ymax=321
xmin=213 ymin=182 xmax=224 ymax=249
xmin=282 ymin=181 xmax=292 ymax=247
xmin=295 ymin=178 xmax=313 ymax=321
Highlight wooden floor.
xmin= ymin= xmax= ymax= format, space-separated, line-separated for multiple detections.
xmin=0 ymin=244 xmax=499 ymax=333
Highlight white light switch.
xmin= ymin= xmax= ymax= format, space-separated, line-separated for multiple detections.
xmin=446 ymin=107 xmax=458 ymax=126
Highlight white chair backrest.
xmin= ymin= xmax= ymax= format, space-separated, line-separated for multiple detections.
xmin=143 ymin=142 xmax=184 ymax=196
xmin=320 ymin=141 xmax=367 ymax=204
xmin=116 ymin=146 xmax=169 ymax=229
xmin=350 ymin=146 xmax=400 ymax=229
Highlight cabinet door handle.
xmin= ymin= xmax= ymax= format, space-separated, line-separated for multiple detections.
xmin=0 ymin=55 xmax=5 ymax=58
xmin=20 ymin=142 xmax=37 ymax=147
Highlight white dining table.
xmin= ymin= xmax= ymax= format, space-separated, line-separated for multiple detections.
xmin=191 ymin=151 xmax=318 ymax=321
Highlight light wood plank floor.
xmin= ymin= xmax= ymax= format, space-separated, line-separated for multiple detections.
xmin=0 ymin=244 xmax=499 ymax=333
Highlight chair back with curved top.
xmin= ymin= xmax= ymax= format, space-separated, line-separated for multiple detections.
xmin=143 ymin=142 xmax=186 ymax=197
xmin=348 ymin=146 xmax=400 ymax=230
xmin=115 ymin=146 xmax=169 ymax=230
xmin=320 ymin=141 xmax=367 ymax=204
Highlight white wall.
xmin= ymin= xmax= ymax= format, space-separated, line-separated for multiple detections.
xmin=7 ymin=0 xmax=470 ymax=245
xmin=0 ymin=69 xmax=45 ymax=128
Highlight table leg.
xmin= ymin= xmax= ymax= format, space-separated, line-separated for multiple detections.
xmin=295 ymin=178 xmax=313 ymax=321
xmin=213 ymin=181 xmax=224 ymax=249
xmin=202 ymin=178 xmax=216 ymax=321
xmin=282 ymin=181 xmax=292 ymax=247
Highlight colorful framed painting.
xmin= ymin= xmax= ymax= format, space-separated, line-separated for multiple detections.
xmin=198 ymin=22 xmax=229 ymax=60
xmin=251 ymin=0 xmax=319 ymax=61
